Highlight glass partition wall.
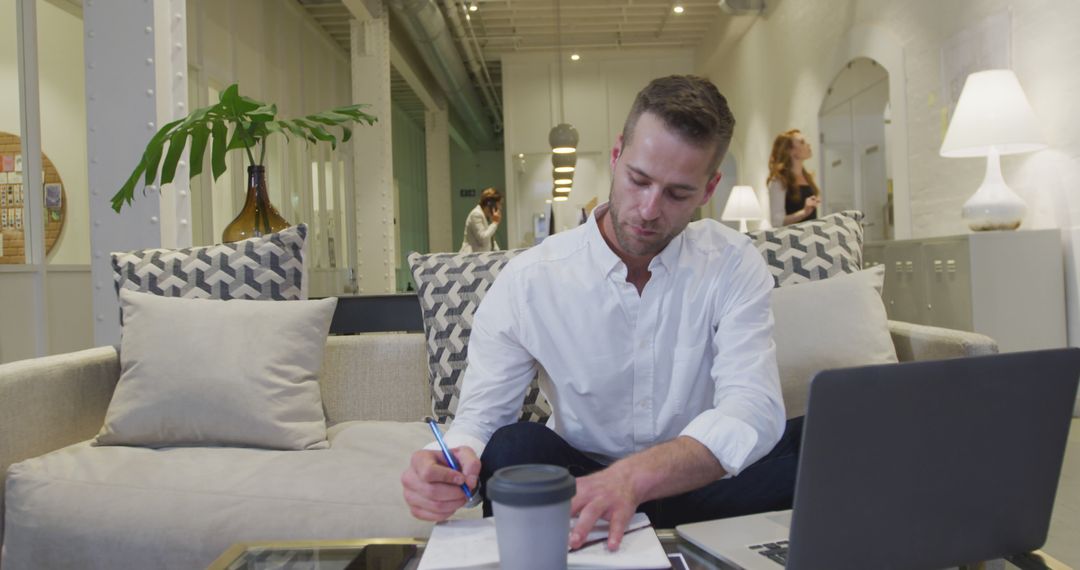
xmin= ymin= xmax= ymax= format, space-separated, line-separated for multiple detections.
xmin=0 ymin=0 xmax=93 ymax=364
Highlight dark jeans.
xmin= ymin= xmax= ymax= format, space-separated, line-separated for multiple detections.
xmin=479 ymin=417 xmax=804 ymax=528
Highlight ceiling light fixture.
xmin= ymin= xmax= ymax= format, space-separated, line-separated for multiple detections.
xmin=570 ymin=53 xmax=580 ymax=61
xmin=549 ymin=0 xmax=578 ymax=202
xmin=673 ymin=5 xmax=685 ymax=14
xmin=469 ymin=3 xmax=478 ymax=12
xmin=552 ymin=152 xmax=576 ymax=173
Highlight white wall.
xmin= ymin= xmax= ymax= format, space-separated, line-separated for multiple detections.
xmin=501 ymin=49 xmax=694 ymax=249
xmin=698 ymin=0 xmax=1080 ymax=346
xmin=186 ymin=0 xmax=352 ymax=272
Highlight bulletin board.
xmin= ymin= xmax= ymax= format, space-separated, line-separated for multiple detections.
xmin=0 ymin=132 xmax=67 ymax=264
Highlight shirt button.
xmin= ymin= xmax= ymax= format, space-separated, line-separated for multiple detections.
xmin=638 ymin=398 xmax=651 ymax=409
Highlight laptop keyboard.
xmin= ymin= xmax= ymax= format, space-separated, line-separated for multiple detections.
xmin=748 ymin=540 xmax=789 ymax=566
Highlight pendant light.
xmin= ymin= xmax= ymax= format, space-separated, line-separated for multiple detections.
xmin=549 ymin=0 xmax=577 ymax=200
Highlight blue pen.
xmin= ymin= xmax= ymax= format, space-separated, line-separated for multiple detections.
xmin=427 ymin=417 xmax=474 ymax=500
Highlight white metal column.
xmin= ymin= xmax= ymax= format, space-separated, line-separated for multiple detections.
xmin=426 ymin=106 xmax=452 ymax=253
xmin=16 ymin=0 xmax=46 ymax=357
xmin=84 ymin=0 xmax=189 ymax=346
xmin=154 ymin=0 xmax=192 ymax=250
xmin=350 ymin=7 xmax=396 ymax=294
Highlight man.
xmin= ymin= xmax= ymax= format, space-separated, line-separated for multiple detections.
xmin=402 ymin=75 xmax=801 ymax=551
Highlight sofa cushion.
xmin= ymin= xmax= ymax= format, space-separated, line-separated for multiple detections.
xmin=772 ymin=265 xmax=897 ymax=417
xmin=94 ymin=290 xmax=337 ymax=450
xmin=748 ymin=210 xmax=864 ymax=287
xmin=408 ymin=250 xmax=551 ymax=423
xmin=111 ymin=223 xmax=308 ymax=300
xmin=3 ymin=421 xmax=474 ymax=570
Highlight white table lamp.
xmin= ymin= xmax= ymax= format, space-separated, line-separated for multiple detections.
xmin=721 ymin=185 xmax=761 ymax=233
xmin=939 ymin=69 xmax=1047 ymax=231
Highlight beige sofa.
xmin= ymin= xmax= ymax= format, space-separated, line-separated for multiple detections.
xmin=0 ymin=317 xmax=996 ymax=569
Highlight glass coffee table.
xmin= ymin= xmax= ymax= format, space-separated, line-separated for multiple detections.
xmin=208 ymin=530 xmax=733 ymax=569
xmin=209 ymin=531 xmax=1071 ymax=570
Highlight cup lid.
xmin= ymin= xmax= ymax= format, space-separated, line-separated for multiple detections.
xmin=487 ymin=464 xmax=576 ymax=506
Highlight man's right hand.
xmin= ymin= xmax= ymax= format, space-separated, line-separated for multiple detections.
xmin=401 ymin=447 xmax=481 ymax=521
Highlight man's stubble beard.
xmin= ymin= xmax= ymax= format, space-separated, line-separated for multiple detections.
xmin=607 ymin=187 xmax=675 ymax=258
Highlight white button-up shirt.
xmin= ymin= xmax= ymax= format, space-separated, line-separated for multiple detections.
xmin=443 ymin=204 xmax=785 ymax=476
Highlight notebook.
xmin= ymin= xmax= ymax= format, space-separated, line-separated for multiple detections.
xmin=418 ymin=512 xmax=669 ymax=569
xmin=677 ymin=349 xmax=1080 ymax=570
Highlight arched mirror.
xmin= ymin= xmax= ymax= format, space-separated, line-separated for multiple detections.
xmin=819 ymin=57 xmax=893 ymax=241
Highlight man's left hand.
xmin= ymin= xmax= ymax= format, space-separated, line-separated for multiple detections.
xmin=569 ymin=464 xmax=640 ymax=551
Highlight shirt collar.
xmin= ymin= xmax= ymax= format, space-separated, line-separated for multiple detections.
xmin=587 ymin=202 xmax=686 ymax=277
xmin=586 ymin=204 xmax=624 ymax=277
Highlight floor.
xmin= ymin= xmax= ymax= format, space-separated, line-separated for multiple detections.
xmin=1044 ymin=418 xmax=1080 ymax=567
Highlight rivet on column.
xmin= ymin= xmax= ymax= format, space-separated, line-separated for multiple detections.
xmin=150 ymin=216 xmax=159 ymax=224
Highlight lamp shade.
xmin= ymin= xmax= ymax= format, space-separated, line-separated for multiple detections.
xmin=549 ymin=123 xmax=579 ymax=154
xmin=552 ymin=152 xmax=577 ymax=172
xmin=940 ymin=69 xmax=1047 ymax=158
xmin=721 ymin=185 xmax=761 ymax=222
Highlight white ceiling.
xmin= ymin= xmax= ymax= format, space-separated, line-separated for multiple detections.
xmin=448 ymin=0 xmax=730 ymax=58
xmin=298 ymin=0 xmax=756 ymax=136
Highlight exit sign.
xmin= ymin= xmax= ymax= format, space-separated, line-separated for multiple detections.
xmin=459 ymin=188 xmax=476 ymax=197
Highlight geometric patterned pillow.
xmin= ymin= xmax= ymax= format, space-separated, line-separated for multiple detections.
xmin=747 ymin=210 xmax=864 ymax=287
xmin=111 ymin=224 xmax=308 ymax=301
xmin=408 ymin=249 xmax=551 ymax=424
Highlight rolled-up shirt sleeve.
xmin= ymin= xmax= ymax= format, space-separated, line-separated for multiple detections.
xmin=679 ymin=242 xmax=785 ymax=476
xmin=440 ymin=266 xmax=538 ymax=457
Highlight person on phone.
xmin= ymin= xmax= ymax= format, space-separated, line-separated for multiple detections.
xmin=767 ymin=129 xmax=822 ymax=227
xmin=459 ymin=188 xmax=502 ymax=253
xmin=403 ymin=75 xmax=799 ymax=552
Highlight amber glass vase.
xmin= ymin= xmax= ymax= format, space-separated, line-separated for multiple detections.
xmin=222 ymin=165 xmax=290 ymax=242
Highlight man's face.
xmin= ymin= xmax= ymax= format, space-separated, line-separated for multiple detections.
xmin=605 ymin=112 xmax=722 ymax=258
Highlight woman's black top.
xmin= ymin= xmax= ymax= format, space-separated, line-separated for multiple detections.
xmin=785 ymin=185 xmax=817 ymax=221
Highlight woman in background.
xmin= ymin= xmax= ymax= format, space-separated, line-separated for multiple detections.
xmin=459 ymin=187 xmax=502 ymax=253
xmin=768 ymin=129 xmax=822 ymax=227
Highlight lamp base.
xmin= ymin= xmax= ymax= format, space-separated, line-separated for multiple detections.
xmin=961 ymin=149 xmax=1027 ymax=232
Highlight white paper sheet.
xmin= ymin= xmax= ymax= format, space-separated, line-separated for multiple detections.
xmin=417 ymin=512 xmax=669 ymax=570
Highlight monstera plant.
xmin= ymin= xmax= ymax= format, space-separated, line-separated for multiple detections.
xmin=111 ymin=84 xmax=376 ymax=241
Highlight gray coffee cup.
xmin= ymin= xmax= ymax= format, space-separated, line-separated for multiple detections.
xmin=487 ymin=464 xmax=576 ymax=570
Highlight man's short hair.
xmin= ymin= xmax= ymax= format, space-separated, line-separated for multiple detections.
xmin=621 ymin=75 xmax=735 ymax=174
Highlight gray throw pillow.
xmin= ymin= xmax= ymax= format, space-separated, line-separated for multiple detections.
xmin=408 ymin=249 xmax=551 ymax=423
xmin=111 ymin=224 xmax=308 ymax=301
xmin=94 ymin=289 xmax=337 ymax=450
xmin=748 ymin=210 xmax=864 ymax=287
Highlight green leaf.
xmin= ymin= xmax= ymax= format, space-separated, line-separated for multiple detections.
xmin=227 ymin=123 xmax=251 ymax=150
xmin=296 ymin=119 xmax=336 ymax=141
xmin=281 ymin=119 xmax=317 ymax=144
xmin=264 ymin=121 xmax=288 ymax=142
xmin=112 ymin=159 xmax=147 ymax=212
xmin=142 ymin=141 xmax=165 ymax=187
xmin=187 ymin=123 xmax=211 ymax=178
xmin=340 ymin=125 xmax=352 ymax=143
xmin=248 ymin=103 xmax=277 ymax=122
xmin=311 ymin=111 xmax=353 ymax=124
xmin=211 ymin=120 xmax=228 ymax=180
xmin=159 ymin=129 xmax=189 ymax=185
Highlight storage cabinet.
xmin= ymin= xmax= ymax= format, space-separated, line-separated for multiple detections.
xmin=864 ymin=229 xmax=1066 ymax=353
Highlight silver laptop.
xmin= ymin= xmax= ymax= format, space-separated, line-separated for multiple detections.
xmin=677 ymin=349 xmax=1080 ymax=570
